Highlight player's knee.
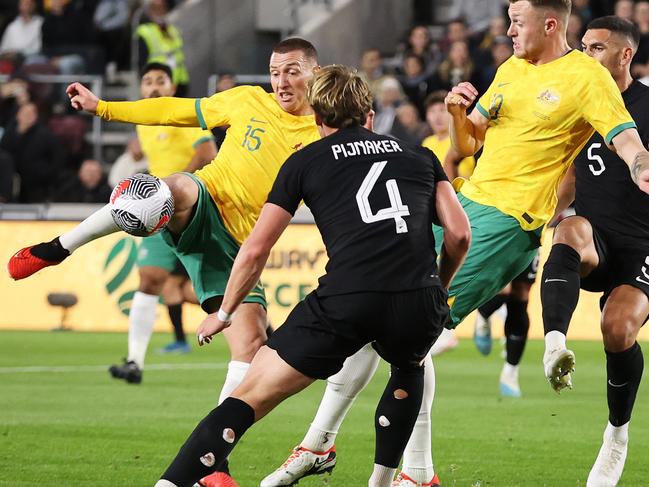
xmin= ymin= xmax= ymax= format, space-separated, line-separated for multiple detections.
xmin=601 ymin=309 xmax=638 ymax=351
xmin=138 ymin=268 xmax=167 ymax=294
xmin=552 ymin=217 xmax=592 ymax=252
xmin=229 ymin=335 xmax=266 ymax=362
xmin=164 ymin=173 xmax=198 ymax=211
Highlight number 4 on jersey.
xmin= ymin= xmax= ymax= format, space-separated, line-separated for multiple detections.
xmin=356 ymin=161 xmax=410 ymax=234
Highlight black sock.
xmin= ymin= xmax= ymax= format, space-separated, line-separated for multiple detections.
xmin=167 ymin=304 xmax=185 ymax=343
xmin=478 ymin=294 xmax=507 ymax=319
xmin=30 ymin=237 xmax=70 ymax=262
xmin=504 ymin=298 xmax=530 ymax=366
xmin=606 ymin=342 xmax=644 ymax=427
xmin=374 ymin=365 xmax=424 ymax=468
xmin=160 ymin=397 xmax=255 ymax=487
xmin=541 ymin=244 xmax=581 ymax=336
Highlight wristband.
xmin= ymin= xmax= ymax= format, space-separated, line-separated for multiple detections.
xmin=217 ymin=308 xmax=234 ymax=322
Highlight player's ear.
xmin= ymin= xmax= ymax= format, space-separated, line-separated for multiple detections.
xmin=621 ymin=47 xmax=634 ymax=66
xmin=171 ymin=83 xmax=178 ymax=96
xmin=544 ymin=17 xmax=557 ymax=35
xmin=312 ymin=65 xmax=321 ymax=74
xmin=314 ymin=112 xmax=323 ymax=126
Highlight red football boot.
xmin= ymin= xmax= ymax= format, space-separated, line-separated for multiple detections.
xmin=197 ymin=471 xmax=240 ymax=487
xmin=7 ymin=243 xmax=66 ymax=280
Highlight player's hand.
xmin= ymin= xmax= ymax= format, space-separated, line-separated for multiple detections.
xmin=637 ymin=167 xmax=649 ymax=194
xmin=445 ymin=82 xmax=479 ymax=117
xmin=196 ymin=313 xmax=232 ymax=346
xmin=66 ymin=82 xmax=99 ymax=114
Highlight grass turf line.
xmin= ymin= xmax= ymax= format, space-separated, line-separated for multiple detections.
xmin=0 ymin=331 xmax=648 ymax=486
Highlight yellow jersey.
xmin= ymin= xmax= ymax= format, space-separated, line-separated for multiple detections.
xmin=421 ymin=134 xmax=475 ymax=179
xmin=463 ymin=50 xmax=635 ymax=230
xmin=136 ymin=125 xmax=214 ymax=178
xmin=194 ymin=85 xmax=320 ymax=244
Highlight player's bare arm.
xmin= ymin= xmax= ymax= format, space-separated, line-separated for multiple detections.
xmin=442 ymin=146 xmax=463 ymax=181
xmin=550 ymin=165 xmax=576 ymax=224
xmin=183 ymin=139 xmax=217 ymax=173
xmin=67 ymin=81 xmax=199 ymax=127
xmin=446 ymin=82 xmax=488 ymax=157
xmin=435 ymin=181 xmax=471 ymax=289
xmin=197 ymin=203 xmax=292 ymax=344
xmin=610 ymin=128 xmax=649 ymax=193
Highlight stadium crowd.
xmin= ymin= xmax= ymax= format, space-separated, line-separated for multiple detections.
xmin=0 ymin=0 xmax=648 ymax=204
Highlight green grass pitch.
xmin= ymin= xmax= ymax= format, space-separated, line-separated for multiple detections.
xmin=1 ymin=331 xmax=648 ymax=487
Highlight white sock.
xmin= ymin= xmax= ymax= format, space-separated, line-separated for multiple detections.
xmin=544 ymin=330 xmax=567 ymax=352
xmin=59 ymin=204 xmax=119 ymax=253
xmin=127 ymin=292 xmax=159 ymax=368
xmin=402 ymin=353 xmax=436 ymax=483
xmin=606 ymin=421 xmax=629 ymax=443
xmin=302 ymin=343 xmax=380 ymax=452
xmin=218 ymin=361 xmax=250 ymax=404
xmin=502 ymin=362 xmax=519 ymax=379
xmin=154 ymin=480 xmax=177 ymax=487
xmin=368 ymin=464 xmax=396 ymax=487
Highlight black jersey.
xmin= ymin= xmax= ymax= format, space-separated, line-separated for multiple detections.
xmin=573 ymin=80 xmax=649 ymax=239
xmin=267 ymin=126 xmax=448 ymax=296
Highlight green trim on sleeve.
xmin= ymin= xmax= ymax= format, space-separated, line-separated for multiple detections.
xmin=195 ymin=98 xmax=208 ymax=130
xmin=605 ymin=121 xmax=636 ymax=145
xmin=192 ymin=135 xmax=215 ymax=149
xmin=476 ymin=102 xmax=489 ymax=119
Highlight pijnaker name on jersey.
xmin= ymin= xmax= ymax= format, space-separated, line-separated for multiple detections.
xmin=331 ymin=138 xmax=403 ymax=160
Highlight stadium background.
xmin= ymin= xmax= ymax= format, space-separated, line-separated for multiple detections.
xmin=2 ymin=1 xmax=649 ymax=486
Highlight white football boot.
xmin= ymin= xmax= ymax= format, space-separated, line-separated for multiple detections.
xmin=259 ymin=445 xmax=336 ymax=487
xmin=586 ymin=423 xmax=628 ymax=487
xmin=543 ymin=347 xmax=576 ymax=393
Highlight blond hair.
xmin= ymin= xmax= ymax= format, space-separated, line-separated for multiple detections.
xmin=307 ymin=65 xmax=373 ymax=129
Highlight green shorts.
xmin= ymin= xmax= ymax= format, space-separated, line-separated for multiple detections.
xmin=434 ymin=193 xmax=541 ymax=328
xmin=160 ymin=173 xmax=266 ymax=311
xmin=136 ymin=232 xmax=178 ymax=271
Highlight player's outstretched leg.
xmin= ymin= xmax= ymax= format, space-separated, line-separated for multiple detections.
xmin=370 ymin=364 xmax=424 ymax=487
xmin=7 ymin=173 xmax=198 ymax=280
xmin=541 ymin=217 xmax=597 ymax=393
xmin=473 ymin=294 xmax=506 ymax=356
xmin=260 ymin=343 xmax=380 ymax=487
xmin=587 ymin=286 xmax=646 ymax=487
xmin=393 ymin=354 xmax=440 ymax=486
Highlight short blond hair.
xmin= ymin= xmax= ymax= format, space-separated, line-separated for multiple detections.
xmin=307 ymin=65 xmax=373 ymax=129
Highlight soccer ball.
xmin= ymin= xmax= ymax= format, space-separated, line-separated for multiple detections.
xmin=109 ymin=174 xmax=174 ymax=237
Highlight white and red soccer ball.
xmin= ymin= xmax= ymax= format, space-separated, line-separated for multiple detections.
xmin=109 ymin=174 xmax=174 ymax=237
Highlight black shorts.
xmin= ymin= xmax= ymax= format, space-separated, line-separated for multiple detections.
xmin=512 ymin=249 xmax=540 ymax=285
xmin=581 ymin=225 xmax=649 ymax=307
xmin=266 ymin=286 xmax=449 ymax=380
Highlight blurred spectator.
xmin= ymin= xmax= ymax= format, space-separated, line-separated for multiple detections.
xmin=614 ymin=0 xmax=634 ymax=21
xmin=93 ymin=0 xmax=130 ymax=71
xmin=478 ymin=15 xmax=508 ymax=52
xmin=479 ymin=35 xmax=513 ymax=90
xmin=0 ymin=77 xmax=30 ymax=126
xmin=0 ymin=102 xmax=64 ymax=202
xmin=373 ymin=76 xmax=405 ymax=135
xmin=0 ymin=149 xmax=15 ymax=202
xmin=108 ymin=137 xmax=148 ymax=187
xmin=359 ymin=48 xmax=387 ymax=98
xmin=431 ymin=40 xmax=478 ymax=92
xmin=41 ymin=0 xmax=96 ymax=75
xmin=573 ymin=0 xmax=595 ymax=25
xmin=632 ymin=1 xmax=649 ymax=79
xmin=438 ymin=18 xmax=471 ymax=54
xmin=53 ymin=158 xmax=112 ymax=202
xmin=421 ymin=91 xmax=475 ymax=180
xmin=389 ymin=102 xmax=429 ymax=145
xmin=567 ymin=12 xmax=585 ymax=49
xmin=0 ymin=0 xmax=42 ymax=64
xmin=136 ymin=0 xmax=189 ymax=96
xmin=447 ymin=0 xmax=504 ymax=35
xmin=399 ymin=52 xmax=433 ymax=115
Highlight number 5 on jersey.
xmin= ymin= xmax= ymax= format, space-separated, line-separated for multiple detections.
xmin=356 ymin=161 xmax=410 ymax=234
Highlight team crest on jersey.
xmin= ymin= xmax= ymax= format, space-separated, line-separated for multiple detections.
xmin=536 ymin=89 xmax=561 ymax=107
xmin=488 ymin=94 xmax=504 ymax=119
xmin=291 ymin=142 xmax=304 ymax=151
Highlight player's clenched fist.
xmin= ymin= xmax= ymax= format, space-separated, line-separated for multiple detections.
xmin=66 ymin=82 xmax=99 ymax=114
xmin=196 ymin=312 xmax=232 ymax=346
xmin=445 ymin=81 xmax=479 ymax=117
